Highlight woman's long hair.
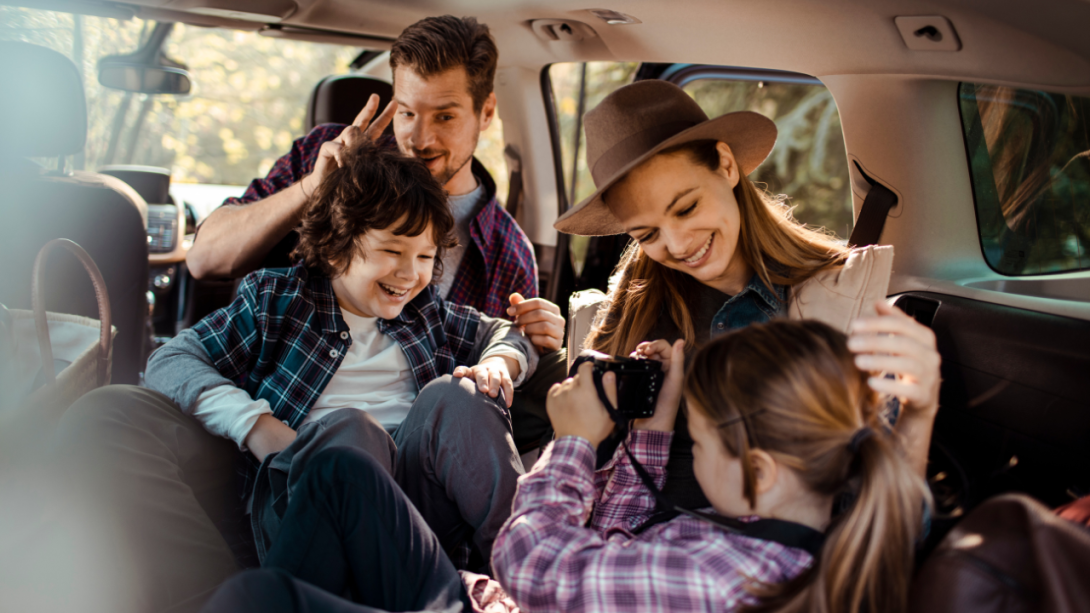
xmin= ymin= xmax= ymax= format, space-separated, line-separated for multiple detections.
xmin=584 ymin=140 xmax=848 ymax=356
xmin=685 ymin=320 xmax=930 ymax=613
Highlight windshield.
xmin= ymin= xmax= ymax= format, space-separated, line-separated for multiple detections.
xmin=1 ymin=7 xmax=359 ymax=215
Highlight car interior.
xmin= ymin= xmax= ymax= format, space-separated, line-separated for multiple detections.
xmin=2 ymin=0 xmax=1088 ymax=565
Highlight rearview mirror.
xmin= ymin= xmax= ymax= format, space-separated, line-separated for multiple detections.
xmin=97 ymin=62 xmax=191 ymax=95
xmin=96 ymin=22 xmax=193 ymax=96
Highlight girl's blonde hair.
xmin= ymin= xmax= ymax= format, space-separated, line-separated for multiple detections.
xmin=585 ymin=140 xmax=849 ymax=356
xmin=685 ymin=320 xmax=930 ymax=613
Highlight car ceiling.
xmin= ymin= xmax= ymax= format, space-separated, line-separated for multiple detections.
xmin=62 ymin=0 xmax=1090 ymax=94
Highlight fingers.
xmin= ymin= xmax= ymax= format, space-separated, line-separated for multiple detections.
xmin=851 ymin=302 xmax=936 ymax=349
xmin=474 ymin=366 xmax=495 ymax=397
xmin=866 ymin=375 xmax=931 ymax=408
xmin=854 ymin=354 xmax=926 ymax=379
xmin=317 ymin=140 xmax=346 ymax=169
xmin=453 ymin=365 xmax=470 ymax=378
xmin=501 ymin=371 xmax=514 ymax=408
xmin=528 ymin=334 xmax=562 ymax=353
xmin=601 ymin=371 xmax=618 ymax=408
xmin=508 ymin=292 xmax=525 ymax=308
xmin=351 ymin=94 xmax=380 ymax=128
xmin=634 ymin=339 xmax=672 ymax=361
xmin=363 ymin=99 xmax=398 ymax=141
xmin=507 ymin=297 xmax=561 ymax=318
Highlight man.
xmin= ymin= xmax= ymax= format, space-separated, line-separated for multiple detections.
xmin=54 ymin=17 xmax=562 ymax=613
xmin=185 ymin=19 xmax=562 ymax=346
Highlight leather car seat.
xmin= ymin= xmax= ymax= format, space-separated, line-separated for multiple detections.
xmin=305 ymin=74 xmax=394 ymax=133
xmin=0 ymin=42 xmax=149 ymax=385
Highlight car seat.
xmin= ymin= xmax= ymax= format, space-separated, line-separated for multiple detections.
xmin=0 ymin=42 xmax=149 ymax=385
xmin=305 ymin=74 xmax=394 ymax=133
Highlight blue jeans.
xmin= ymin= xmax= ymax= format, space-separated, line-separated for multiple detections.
xmin=205 ymin=446 xmax=471 ymax=613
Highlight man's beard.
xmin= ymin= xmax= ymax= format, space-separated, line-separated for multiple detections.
xmin=433 ymin=149 xmax=474 ymax=187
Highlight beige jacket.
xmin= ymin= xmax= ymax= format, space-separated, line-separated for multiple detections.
xmin=567 ymin=245 xmax=895 ymax=368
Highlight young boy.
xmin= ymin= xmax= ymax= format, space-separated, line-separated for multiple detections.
xmin=144 ymin=140 xmax=536 ymax=562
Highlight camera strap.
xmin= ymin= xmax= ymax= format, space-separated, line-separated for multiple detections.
xmin=590 ymin=371 xmax=825 ymax=558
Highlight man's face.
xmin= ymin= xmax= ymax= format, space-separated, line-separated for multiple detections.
xmin=393 ymin=65 xmax=496 ymax=193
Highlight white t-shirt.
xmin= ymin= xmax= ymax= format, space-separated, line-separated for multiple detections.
xmin=303 ymin=309 xmax=416 ymax=429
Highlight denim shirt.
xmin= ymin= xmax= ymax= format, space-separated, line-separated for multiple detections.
xmin=708 ymin=273 xmax=788 ymax=339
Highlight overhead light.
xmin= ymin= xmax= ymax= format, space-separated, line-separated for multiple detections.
xmin=588 ymin=9 xmax=641 ymax=25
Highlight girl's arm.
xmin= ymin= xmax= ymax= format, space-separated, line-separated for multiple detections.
xmin=588 ymin=429 xmax=673 ymax=532
xmin=492 ymin=436 xmax=724 ymax=612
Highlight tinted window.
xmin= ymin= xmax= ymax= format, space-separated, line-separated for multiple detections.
xmin=680 ymin=74 xmax=852 ymax=238
xmin=959 ymin=83 xmax=1090 ymax=275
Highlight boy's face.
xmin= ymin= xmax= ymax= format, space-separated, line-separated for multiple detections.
xmin=331 ymin=220 xmax=438 ymax=320
xmin=393 ymin=65 xmax=496 ymax=195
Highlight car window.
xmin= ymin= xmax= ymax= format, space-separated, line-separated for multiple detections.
xmin=1 ymin=7 xmax=358 ymax=218
xmin=959 ymin=83 xmax=1090 ymax=275
xmin=548 ymin=62 xmax=851 ymax=277
xmin=678 ymin=70 xmax=852 ymax=238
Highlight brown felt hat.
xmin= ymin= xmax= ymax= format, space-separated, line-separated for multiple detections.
xmin=554 ymin=80 xmax=778 ymax=236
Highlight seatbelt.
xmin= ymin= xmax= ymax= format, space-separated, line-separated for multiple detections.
xmin=587 ymin=369 xmax=827 ymax=558
xmin=504 ymin=144 xmax=523 ymax=219
xmin=847 ymin=161 xmax=898 ymax=248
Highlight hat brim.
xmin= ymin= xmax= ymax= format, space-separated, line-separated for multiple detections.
xmin=554 ymin=110 xmax=777 ymax=237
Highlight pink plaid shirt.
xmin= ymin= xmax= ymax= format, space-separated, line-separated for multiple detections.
xmin=488 ymin=432 xmax=815 ymax=612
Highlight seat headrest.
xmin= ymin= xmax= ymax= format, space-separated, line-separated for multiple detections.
xmin=0 ymin=42 xmax=87 ymax=158
xmin=305 ymin=74 xmax=394 ymax=133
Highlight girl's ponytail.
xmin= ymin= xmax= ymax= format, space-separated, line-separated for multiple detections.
xmin=685 ymin=321 xmax=931 ymax=613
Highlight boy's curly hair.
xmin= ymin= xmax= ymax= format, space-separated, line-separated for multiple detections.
xmin=293 ymin=140 xmax=456 ymax=280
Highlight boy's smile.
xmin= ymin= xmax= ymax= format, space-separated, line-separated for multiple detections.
xmin=331 ymin=220 xmax=439 ymax=320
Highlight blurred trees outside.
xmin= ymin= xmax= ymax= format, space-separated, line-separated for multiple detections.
xmin=549 ymin=62 xmax=853 ymax=276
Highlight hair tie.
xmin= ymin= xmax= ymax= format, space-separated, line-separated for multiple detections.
xmin=847 ymin=427 xmax=875 ymax=454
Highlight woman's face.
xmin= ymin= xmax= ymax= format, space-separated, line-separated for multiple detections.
xmin=605 ymin=142 xmax=752 ymax=294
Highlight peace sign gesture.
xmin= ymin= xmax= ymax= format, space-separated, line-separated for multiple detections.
xmin=301 ymin=94 xmax=398 ymax=196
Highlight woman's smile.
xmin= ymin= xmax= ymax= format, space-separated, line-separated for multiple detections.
xmin=678 ymin=233 xmax=715 ymax=268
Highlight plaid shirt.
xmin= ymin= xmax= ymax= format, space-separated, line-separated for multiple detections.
xmin=192 ymin=263 xmax=480 ymax=429
xmin=490 ymin=433 xmax=814 ymax=612
xmin=220 ymin=124 xmax=538 ymax=318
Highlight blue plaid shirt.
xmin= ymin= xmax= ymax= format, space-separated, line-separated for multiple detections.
xmin=192 ymin=263 xmax=480 ymax=429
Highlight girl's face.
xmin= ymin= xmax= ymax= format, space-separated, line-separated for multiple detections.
xmin=331 ymin=221 xmax=438 ymax=320
xmin=687 ymin=403 xmax=755 ymax=518
xmin=605 ymin=143 xmax=752 ymax=295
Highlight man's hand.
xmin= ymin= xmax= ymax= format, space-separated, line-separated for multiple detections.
xmin=507 ymin=293 xmax=565 ymax=354
xmin=301 ymin=94 xmax=398 ymax=196
xmin=631 ymin=339 xmax=686 ymax=433
xmin=547 ymin=361 xmax=616 ymax=449
xmin=454 ymin=356 xmax=519 ymax=408
xmin=848 ymin=301 xmax=941 ymax=419
xmin=243 ymin=414 xmax=297 ymax=463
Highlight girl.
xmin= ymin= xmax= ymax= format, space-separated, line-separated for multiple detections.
xmin=491 ymin=319 xmax=932 ymax=613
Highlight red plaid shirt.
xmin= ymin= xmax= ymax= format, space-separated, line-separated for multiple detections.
xmin=217 ymin=124 xmax=538 ymax=319
xmin=489 ymin=432 xmax=815 ymax=612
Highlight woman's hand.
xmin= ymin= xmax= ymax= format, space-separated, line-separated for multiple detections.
xmin=454 ymin=356 xmax=518 ymax=408
xmin=848 ymin=301 xmax=941 ymax=419
xmin=547 ymin=362 xmax=617 ymax=449
xmin=632 ymin=339 xmax=686 ymax=433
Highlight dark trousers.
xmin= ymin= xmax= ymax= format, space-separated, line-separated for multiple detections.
xmin=202 ymin=447 xmax=469 ymax=613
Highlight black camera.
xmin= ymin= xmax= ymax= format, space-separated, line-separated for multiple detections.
xmin=570 ymin=351 xmax=664 ymax=420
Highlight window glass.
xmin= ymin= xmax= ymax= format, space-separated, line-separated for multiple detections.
xmin=548 ymin=62 xmax=639 ymax=275
xmin=1 ymin=7 xmax=357 ymax=190
xmin=959 ymin=83 xmax=1090 ymax=275
xmin=681 ymin=76 xmax=852 ymax=237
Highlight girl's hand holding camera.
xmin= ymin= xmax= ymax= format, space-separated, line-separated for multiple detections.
xmin=453 ymin=356 xmax=520 ymax=408
xmin=548 ymin=339 xmax=686 ymax=448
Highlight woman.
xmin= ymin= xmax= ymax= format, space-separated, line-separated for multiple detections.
xmin=492 ymin=319 xmax=932 ymax=613
xmin=555 ymin=80 xmax=940 ymax=508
